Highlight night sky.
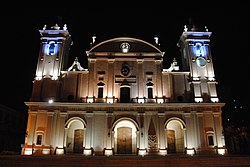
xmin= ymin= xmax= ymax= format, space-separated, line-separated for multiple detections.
xmin=0 ymin=7 xmax=249 ymax=117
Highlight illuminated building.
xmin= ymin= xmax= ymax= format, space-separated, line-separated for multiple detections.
xmin=22 ymin=23 xmax=226 ymax=156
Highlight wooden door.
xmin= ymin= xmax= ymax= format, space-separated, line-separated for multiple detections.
xmin=167 ymin=130 xmax=176 ymax=153
xmin=117 ymin=127 xmax=132 ymax=154
xmin=73 ymin=129 xmax=84 ymax=154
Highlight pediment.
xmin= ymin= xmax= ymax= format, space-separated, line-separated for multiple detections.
xmin=88 ymin=37 xmax=162 ymax=53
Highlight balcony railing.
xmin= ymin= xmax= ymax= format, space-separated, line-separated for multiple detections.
xmin=80 ymin=97 xmax=119 ymax=103
xmin=80 ymin=96 xmax=170 ymax=103
xmin=131 ymin=97 xmax=170 ymax=103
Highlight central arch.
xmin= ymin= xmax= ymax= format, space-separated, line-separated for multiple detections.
xmin=165 ymin=118 xmax=185 ymax=154
xmin=113 ymin=118 xmax=138 ymax=155
xmin=64 ymin=117 xmax=86 ymax=154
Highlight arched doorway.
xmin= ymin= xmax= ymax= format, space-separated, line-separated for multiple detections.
xmin=113 ymin=118 xmax=138 ymax=155
xmin=165 ymin=118 xmax=185 ymax=154
xmin=65 ymin=118 xmax=86 ymax=154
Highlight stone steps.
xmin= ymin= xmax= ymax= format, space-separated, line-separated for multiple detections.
xmin=1 ymin=155 xmax=250 ymax=167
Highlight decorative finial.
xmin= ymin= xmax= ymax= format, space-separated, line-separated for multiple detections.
xmin=67 ymin=57 xmax=84 ymax=71
xmin=75 ymin=57 xmax=78 ymax=62
xmin=43 ymin=25 xmax=47 ymax=30
xmin=163 ymin=57 xmax=179 ymax=72
xmin=184 ymin=25 xmax=188 ymax=32
xmin=51 ymin=24 xmax=60 ymax=30
xmin=92 ymin=35 xmax=96 ymax=43
xmin=63 ymin=24 xmax=67 ymax=30
xmin=154 ymin=35 xmax=159 ymax=44
xmin=205 ymin=26 xmax=208 ymax=32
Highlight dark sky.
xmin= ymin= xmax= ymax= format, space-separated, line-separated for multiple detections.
xmin=0 ymin=7 xmax=249 ymax=112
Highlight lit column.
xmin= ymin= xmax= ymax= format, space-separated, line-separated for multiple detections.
xmin=51 ymin=42 xmax=61 ymax=80
xmin=157 ymin=113 xmax=165 ymax=149
xmin=88 ymin=59 xmax=96 ymax=99
xmin=26 ymin=112 xmax=37 ymax=145
xmin=155 ymin=60 xmax=163 ymax=98
xmin=192 ymin=111 xmax=199 ymax=149
xmin=137 ymin=59 xmax=144 ymax=99
xmin=183 ymin=113 xmax=196 ymax=155
xmin=45 ymin=112 xmax=54 ymax=146
xmin=136 ymin=130 xmax=140 ymax=149
xmin=107 ymin=59 xmax=114 ymax=98
xmin=22 ymin=111 xmax=37 ymax=155
xmin=158 ymin=113 xmax=167 ymax=155
xmin=138 ymin=113 xmax=147 ymax=156
xmin=63 ymin=128 xmax=68 ymax=148
xmin=196 ymin=113 xmax=203 ymax=148
xmin=55 ymin=112 xmax=67 ymax=155
xmin=208 ymin=81 xmax=219 ymax=102
xmin=192 ymin=81 xmax=203 ymax=102
xmin=84 ymin=113 xmax=93 ymax=155
xmin=106 ymin=113 xmax=112 ymax=149
xmin=213 ymin=112 xmax=224 ymax=148
xmin=35 ymin=41 xmax=46 ymax=80
xmin=50 ymin=111 xmax=58 ymax=149
xmin=111 ymin=130 xmax=115 ymax=151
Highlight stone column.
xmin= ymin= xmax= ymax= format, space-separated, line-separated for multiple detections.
xmin=57 ymin=112 xmax=67 ymax=148
xmin=183 ymin=113 xmax=196 ymax=149
xmin=213 ymin=112 xmax=224 ymax=147
xmin=137 ymin=59 xmax=144 ymax=98
xmin=45 ymin=112 xmax=54 ymax=146
xmin=85 ymin=113 xmax=93 ymax=149
xmin=88 ymin=59 xmax=96 ymax=98
xmin=106 ymin=113 xmax=113 ymax=148
xmin=26 ymin=112 xmax=37 ymax=145
xmin=107 ymin=59 xmax=114 ymax=98
xmin=155 ymin=60 xmax=163 ymax=97
xmin=158 ymin=113 xmax=165 ymax=149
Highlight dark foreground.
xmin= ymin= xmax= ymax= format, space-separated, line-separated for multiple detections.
xmin=1 ymin=154 xmax=250 ymax=167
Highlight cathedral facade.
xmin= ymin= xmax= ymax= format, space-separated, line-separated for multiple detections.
xmin=22 ymin=23 xmax=226 ymax=156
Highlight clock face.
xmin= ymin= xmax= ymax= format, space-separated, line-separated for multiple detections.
xmin=196 ymin=57 xmax=207 ymax=67
xmin=121 ymin=66 xmax=130 ymax=76
xmin=120 ymin=42 xmax=130 ymax=53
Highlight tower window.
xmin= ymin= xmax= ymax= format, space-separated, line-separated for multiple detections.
xmin=47 ymin=41 xmax=57 ymax=55
xmin=49 ymin=43 xmax=55 ymax=55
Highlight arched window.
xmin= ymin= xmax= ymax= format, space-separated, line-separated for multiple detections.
xmin=98 ymin=87 xmax=103 ymax=98
xmin=207 ymin=133 xmax=214 ymax=146
xmin=36 ymin=134 xmax=43 ymax=145
xmin=49 ymin=43 xmax=55 ymax=55
xmin=97 ymin=82 xmax=105 ymax=98
xmin=148 ymin=87 xmax=153 ymax=98
xmin=146 ymin=82 xmax=154 ymax=98
xmin=47 ymin=41 xmax=56 ymax=55
xmin=206 ymin=130 xmax=215 ymax=147
xmin=35 ymin=130 xmax=44 ymax=146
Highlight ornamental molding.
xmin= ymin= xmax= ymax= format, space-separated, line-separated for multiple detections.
xmin=26 ymin=102 xmax=224 ymax=113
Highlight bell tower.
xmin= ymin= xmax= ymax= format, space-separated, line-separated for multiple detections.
xmin=178 ymin=25 xmax=219 ymax=103
xmin=30 ymin=24 xmax=73 ymax=101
